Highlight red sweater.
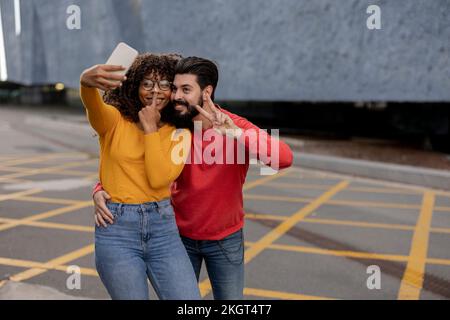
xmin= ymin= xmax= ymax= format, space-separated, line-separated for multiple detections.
xmin=94 ymin=107 xmax=293 ymax=240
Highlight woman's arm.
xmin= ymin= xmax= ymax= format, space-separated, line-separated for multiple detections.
xmin=79 ymin=64 xmax=126 ymax=135
xmin=144 ymin=129 xmax=192 ymax=189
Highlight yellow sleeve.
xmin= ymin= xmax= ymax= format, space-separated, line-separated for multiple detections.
xmin=80 ymin=84 xmax=120 ymax=135
xmin=144 ymin=128 xmax=192 ymax=189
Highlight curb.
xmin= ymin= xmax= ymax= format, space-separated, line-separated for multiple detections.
xmin=292 ymin=151 xmax=450 ymax=191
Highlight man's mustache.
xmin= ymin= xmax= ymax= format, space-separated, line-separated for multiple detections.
xmin=173 ymin=99 xmax=189 ymax=107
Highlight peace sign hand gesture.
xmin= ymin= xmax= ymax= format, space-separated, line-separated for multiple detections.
xmin=194 ymin=92 xmax=243 ymax=138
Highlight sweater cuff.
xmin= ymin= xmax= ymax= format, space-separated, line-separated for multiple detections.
xmin=92 ymin=182 xmax=103 ymax=197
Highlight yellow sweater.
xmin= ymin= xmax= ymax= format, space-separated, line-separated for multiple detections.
xmin=80 ymin=85 xmax=191 ymax=203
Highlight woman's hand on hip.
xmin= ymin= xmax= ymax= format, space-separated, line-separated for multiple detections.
xmin=93 ymin=190 xmax=114 ymax=227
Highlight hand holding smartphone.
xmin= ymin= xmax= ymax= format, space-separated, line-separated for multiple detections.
xmin=82 ymin=42 xmax=139 ymax=92
xmin=105 ymin=42 xmax=139 ymax=77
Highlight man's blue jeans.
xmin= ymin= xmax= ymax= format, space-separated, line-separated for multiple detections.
xmin=181 ymin=229 xmax=245 ymax=300
xmin=95 ymin=199 xmax=201 ymax=300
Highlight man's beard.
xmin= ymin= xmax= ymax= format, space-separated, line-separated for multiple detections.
xmin=163 ymin=97 xmax=202 ymax=130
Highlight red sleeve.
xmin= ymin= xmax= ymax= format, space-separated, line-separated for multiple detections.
xmin=221 ymin=108 xmax=294 ymax=169
xmin=92 ymin=182 xmax=104 ymax=197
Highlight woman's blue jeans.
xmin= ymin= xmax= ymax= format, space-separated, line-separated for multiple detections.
xmin=94 ymin=199 xmax=201 ymax=300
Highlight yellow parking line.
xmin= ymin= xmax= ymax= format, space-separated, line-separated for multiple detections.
xmin=426 ymin=258 xmax=450 ymax=266
xmin=243 ymin=241 xmax=450 ymax=267
xmin=246 ymin=213 xmax=413 ymax=231
xmin=244 ymin=194 xmax=447 ymax=212
xmin=0 ymin=217 xmax=93 ymax=233
xmin=0 ymin=159 xmax=98 ymax=182
xmin=244 ymin=241 xmax=408 ymax=262
xmin=84 ymin=173 xmax=99 ymax=180
xmin=0 ymin=256 xmax=98 ymax=277
xmin=245 ymin=213 xmax=287 ymax=221
xmin=246 ymin=213 xmax=450 ymax=235
xmin=9 ymin=244 xmax=95 ymax=282
xmin=429 ymin=227 xmax=450 ymax=235
xmin=0 ymin=188 xmax=42 ymax=202
xmin=0 ymin=178 xmax=33 ymax=183
xmin=398 ymin=191 xmax=435 ymax=300
xmin=244 ymin=287 xmax=336 ymax=300
xmin=297 ymin=217 xmax=416 ymax=232
xmin=0 ymin=166 xmax=96 ymax=177
xmin=0 ymin=201 xmax=92 ymax=232
xmin=435 ymin=206 xmax=450 ymax=213
xmin=0 ymin=152 xmax=87 ymax=166
xmin=0 ymin=166 xmax=38 ymax=173
xmin=265 ymin=182 xmax=421 ymax=195
xmin=15 ymin=195 xmax=82 ymax=205
xmin=56 ymin=170 xmax=97 ymax=177
xmin=243 ymin=169 xmax=292 ymax=191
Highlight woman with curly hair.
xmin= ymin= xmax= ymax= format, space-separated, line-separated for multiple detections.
xmin=79 ymin=53 xmax=200 ymax=300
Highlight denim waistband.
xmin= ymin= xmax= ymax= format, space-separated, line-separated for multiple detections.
xmin=106 ymin=198 xmax=171 ymax=212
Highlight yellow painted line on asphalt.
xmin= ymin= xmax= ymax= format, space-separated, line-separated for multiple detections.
xmin=244 ymin=194 xmax=433 ymax=211
xmin=398 ymin=191 xmax=435 ymax=300
xmin=0 ymin=200 xmax=92 ymax=232
xmin=265 ymin=182 xmax=422 ymax=195
xmin=429 ymin=227 xmax=450 ymax=234
xmin=0 ymin=178 xmax=33 ymax=184
xmin=0 ymin=166 xmax=38 ymax=173
xmin=426 ymin=258 xmax=450 ymax=266
xmin=9 ymin=244 xmax=95 ymax=282
xmin=0 ymin=217 xmax=93 ymax=233
xmin=84 ymin=173 xmax=99 ymax=181
xmin=244 ymin=241 xmax=450 ymax=267
xmin=300 ymin=217 xmax=416 ymax=232
xmin=246 ymin=213 xmax=450 ymax=235
xmin=435 ymin=206 xmax=450 ymax=213
xmin=244 ymin=241 xmax=408 ymax=263
xmin=15 ymin=195 xmax=82 ymax=205
xmin=0 ymin=166 xmax=96 ymax=177
xmin=245 ymin=213 xmax=287 ymax=221
xmin=244 ymin=287 xmax=336 ymax=300
xmin=57 ymin=169 xmax=98 ymax=177
xmin=0 ymin=152 xmax=87 ymax=167
xmin=190 ymin=182 xmax=351 ymax=298
xmin=246 ymin=213 xmax=414 ymax=231
xmin=0 ymin=188 xmax=42 ymax=202
xmin=0 ymin=159 xmax=98 ymax=182
xmin=243 ymin=168 xmax=292 ymax=191
xmin=0 ymin=256 xmax=98 ymax=277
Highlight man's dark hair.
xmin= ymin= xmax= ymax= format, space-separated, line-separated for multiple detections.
xmin=103 ymin=52 xmax=183 ymax=125
xmin=174 ymin=56 xmax=219 ymax=100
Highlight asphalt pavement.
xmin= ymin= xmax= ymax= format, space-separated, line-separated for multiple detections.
xmin=0 ymin=105 xmax=449 ymax=300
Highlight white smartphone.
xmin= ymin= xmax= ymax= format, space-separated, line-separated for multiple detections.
xmin=105 ymin=42 xmax=139 ymax=76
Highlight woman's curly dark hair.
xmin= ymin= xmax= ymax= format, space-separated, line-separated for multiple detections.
xmin=103 ymin=52 xmax=182 ymax=123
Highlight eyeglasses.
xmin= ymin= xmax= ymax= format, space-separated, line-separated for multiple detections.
xmin=140 ymin=79 xmax=172 ymax=91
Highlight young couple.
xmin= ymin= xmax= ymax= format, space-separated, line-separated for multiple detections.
xmin=80 ymin=53 xmax=293 ymax=300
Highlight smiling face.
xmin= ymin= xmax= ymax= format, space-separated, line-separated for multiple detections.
xmin=171 ymin=74 xmax=203 ymax=115
xmin=138 ymin=72 xmax=172 ymax=111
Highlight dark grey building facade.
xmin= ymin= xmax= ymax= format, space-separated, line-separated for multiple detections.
xmin=0 ymin=0 xmax=449 ymax=101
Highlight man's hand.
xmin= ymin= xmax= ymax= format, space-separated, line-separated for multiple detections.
xmin=80 ymin=64 xmax=126 ymax=91
xmin=93 ymin=190 xmax=114 ymax=227
xmin=194 ymin=92 xmax=242 ymax=138
xmin=138 ymin=92 xmax=160 ymax=134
